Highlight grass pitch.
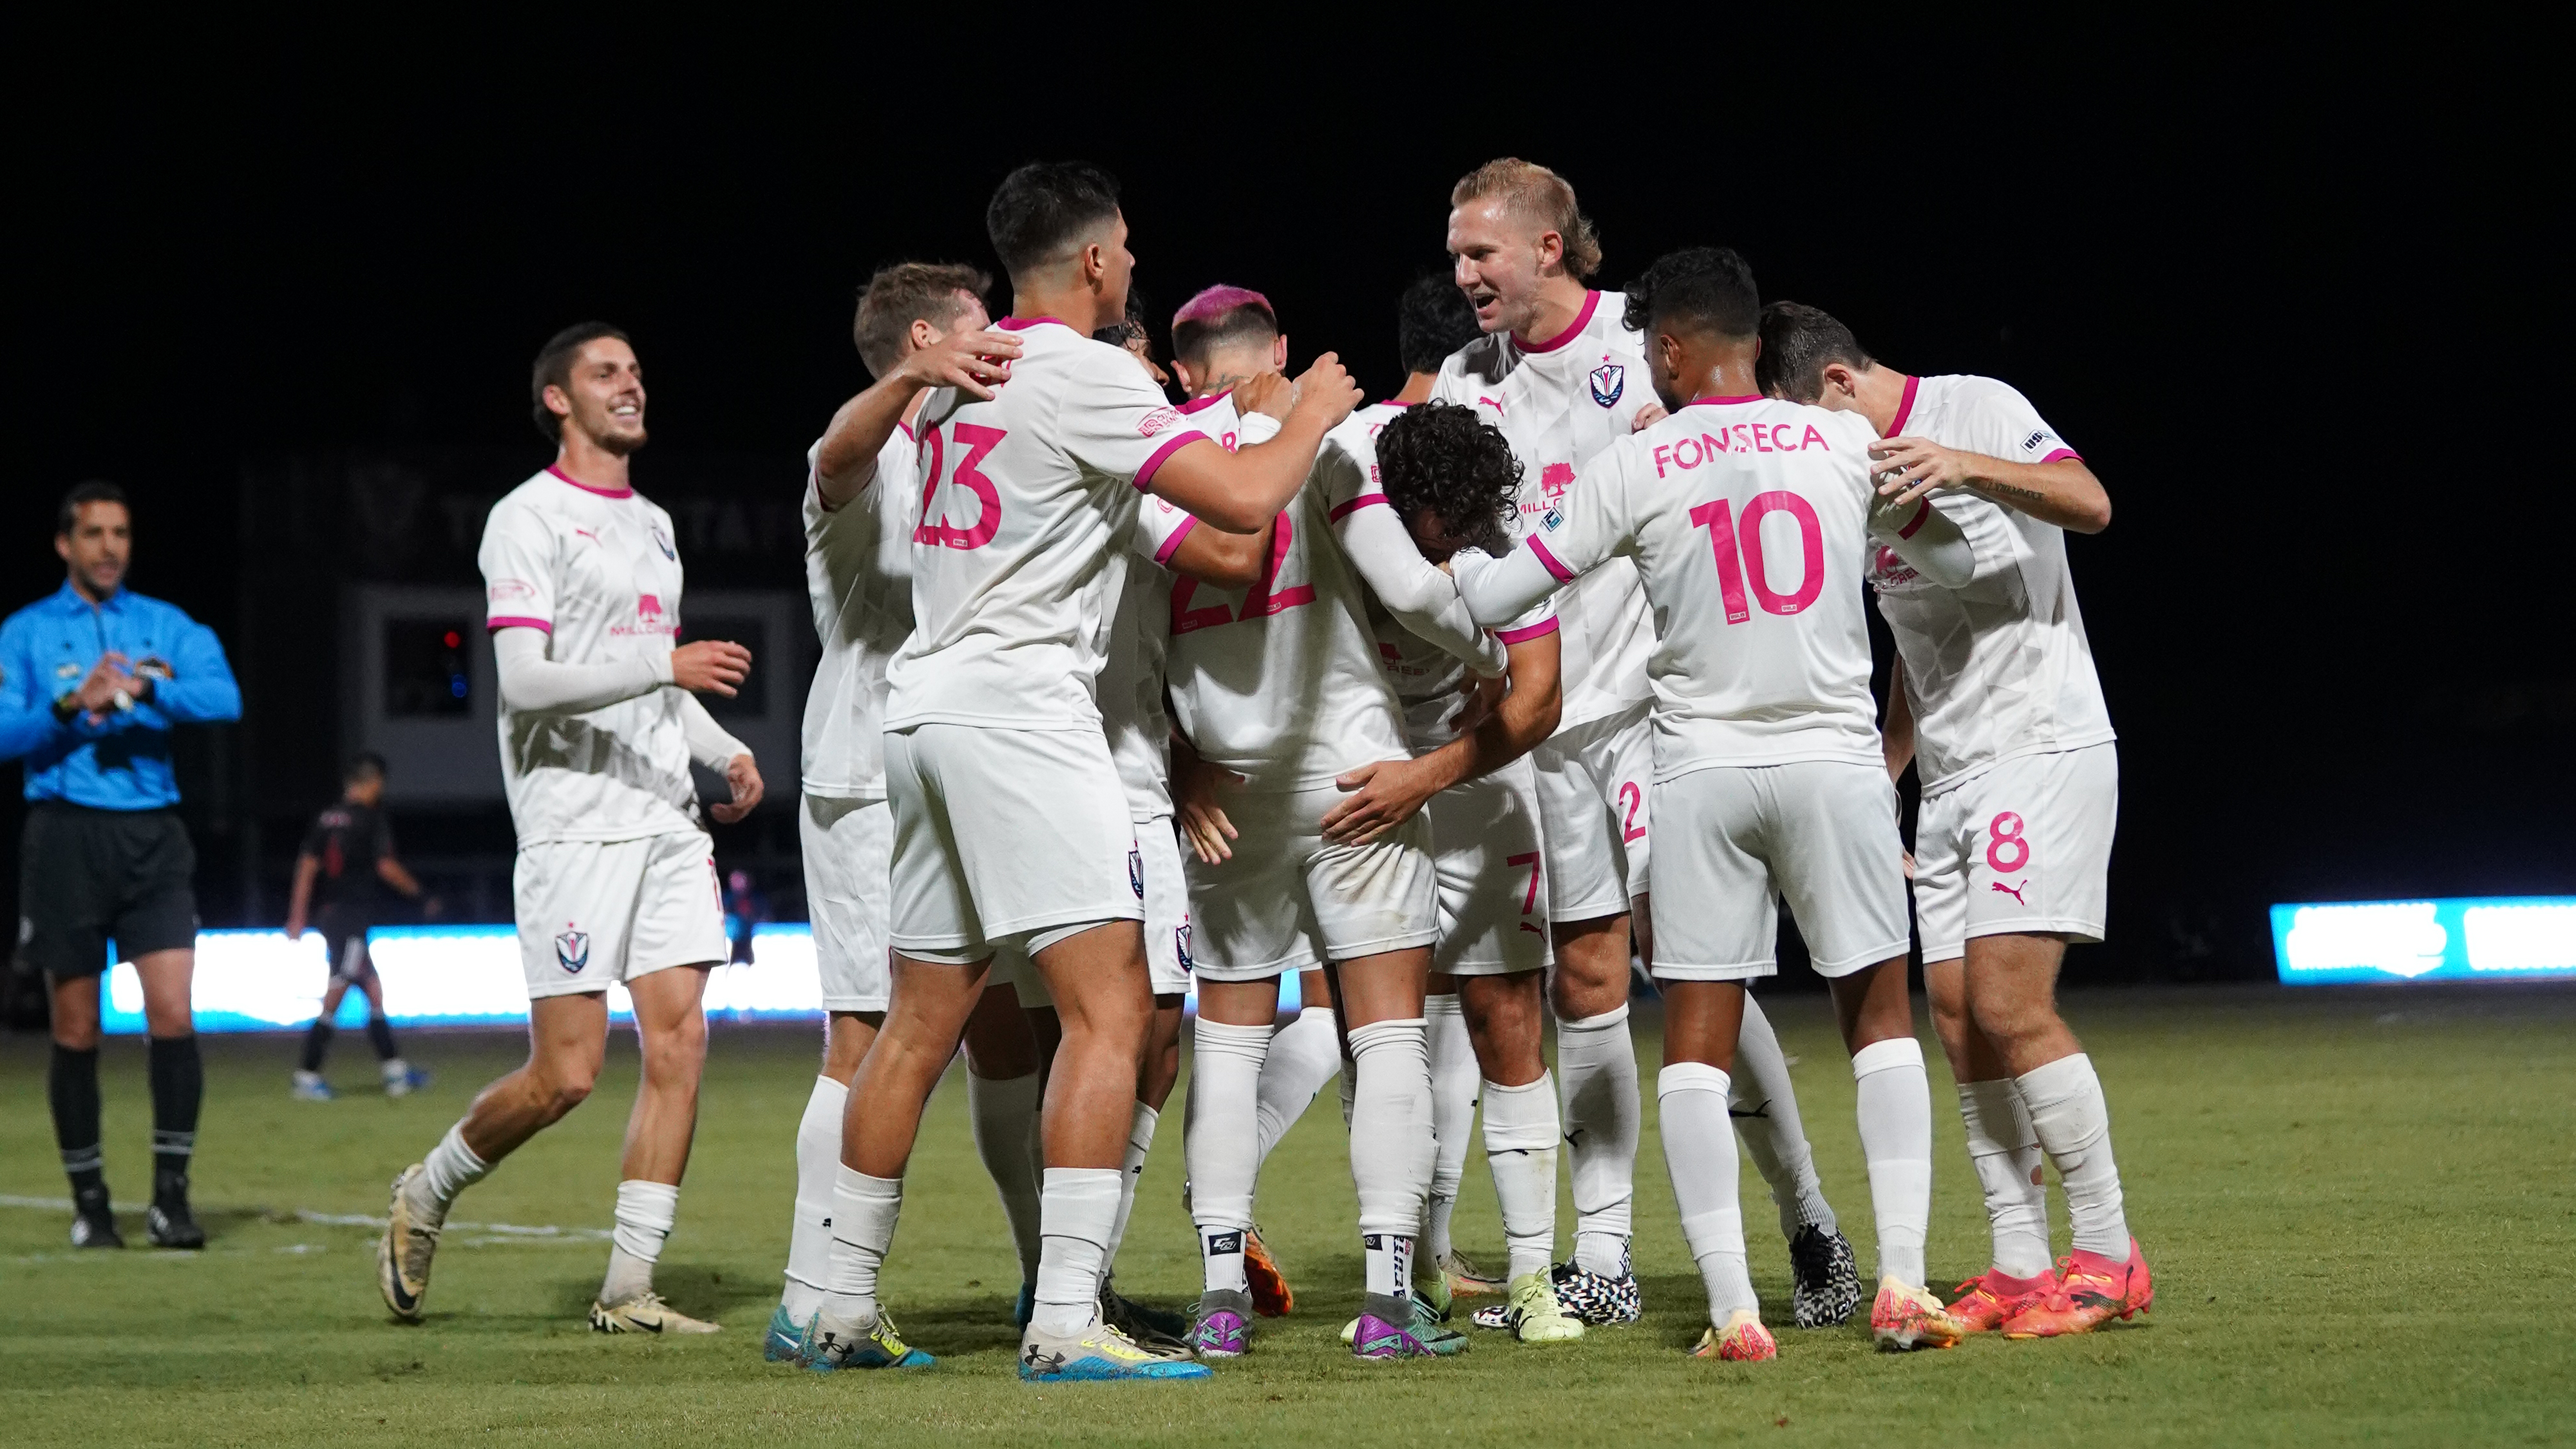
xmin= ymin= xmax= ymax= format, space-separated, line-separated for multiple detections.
xmin=5 ymin=985 xmax=2571 ymax=1447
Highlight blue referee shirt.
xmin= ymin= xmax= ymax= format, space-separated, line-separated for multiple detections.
xmin=0 ymin=582 xmax=242 ymax=810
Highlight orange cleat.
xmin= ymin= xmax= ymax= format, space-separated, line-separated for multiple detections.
xmin=2001 ymin=1240 xmax=2153 ymax=1338
xmin=1690 ymin=1311 xmax=1777 ymax=1361
xmin=1948 ymin=1267 xmax=2058 ymax=1334
xmin=1244 ymin=1225 xmax=1294 ymax=1318
xmin=1870 ymin=1278 xmax=1967 ymax=1351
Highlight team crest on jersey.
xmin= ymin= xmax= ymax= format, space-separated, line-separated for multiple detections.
xmin=1589 ymin=362 xmax=1625 ymax=408
xmin=554 ymin=928 xmax=591 ymax=974
xmin=652 ymin=526 xmax=676 ymax=560
xmin=1129 ymin=846 xmax=1144 ymax=900
xmin=1175 ymin=921 xmax=1193 ymax=970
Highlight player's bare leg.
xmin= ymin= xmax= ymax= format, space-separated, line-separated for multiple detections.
xmin=1956 ymin=934 xmax=2148 ymax=1338
xmin=1549 ymin=911 xmax=1643 ymax=1321
xmin=1456 ymin=969 xmax=1582 ymax=1343
xmin=1824 ymin=957 xmax=1962 ymax=1350
xmin=587 ymin=964 xmax=720 ymax=1333
xmin=962 ymin=983 xmax=1044 ymax=1324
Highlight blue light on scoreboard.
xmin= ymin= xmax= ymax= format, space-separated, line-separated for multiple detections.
xmin=98 ymin=923 xmax=1278 ymax=1032
xmin=2271 ymin=896 xmax=2576 ymax=985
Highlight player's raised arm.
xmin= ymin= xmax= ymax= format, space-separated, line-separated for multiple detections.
xmin=1325 ymin=415 xmax=1500 ymax=676
xmin=1869 ymin=437 xmax=2110 ymax=535
xmin=1868 ymin=491 xmax=1979 ymax=589
xmin=1144 ymin=352 xmax=1361 ymax=533
xmin=815 ymin=270 xmax=1021 ymax=508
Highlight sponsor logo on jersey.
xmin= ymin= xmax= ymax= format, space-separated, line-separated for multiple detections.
xmin=1175 ymin=920 xmax=1193 ymax=970
xmin=489 ymin=578 xmax=536 ymax=601
xmin=638 ymin=594 xmax=664 ymax=623
xmin=554 ymin=928 xmax=591 ymax=974
xmin=1137 ymin=405 xmax=1181 ymax=438
xmin=1589 ymin=362 xmax=1625 ymax=408
xmin=1540 ymin=461 xmax=1575 ymax=500
xmin=651 ymin=526 xmax=676 ymax=560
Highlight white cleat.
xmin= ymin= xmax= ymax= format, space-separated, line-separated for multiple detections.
xmin=376 ymin=1164 xmax=439 ymax=1321
xmin=590 ymin=1293 xmax=722 ymax=1335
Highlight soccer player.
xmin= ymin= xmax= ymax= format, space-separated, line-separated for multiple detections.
xmin=285 ymin=753 xmax=433 ymax=1101
xmin=1450 ymin=247 xmax=1978 ymax=1359
xmin=377 ymin=322 xmax=764 ymax=1335
xmin=1 ymin=480 xmax=242 ymax=1250
xmin=1163 ymin=286 xmax=1502 ymax=1363
xmin=767 ymin=262 xmax=1024 ymax=1362
xmin=808 ymin=162 xmax=1356 ymax=1384
xmin=1759 ymin=301 xmax=2149 ymax=1338
xmin=1435 ymin=161 xmax=1859 ymax=1327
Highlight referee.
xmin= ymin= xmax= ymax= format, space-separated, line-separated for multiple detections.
xmin=0 ymin=481 xmax=242 ymax=1249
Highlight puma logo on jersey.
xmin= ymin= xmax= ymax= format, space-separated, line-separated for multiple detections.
xmin=1991 ymin=880 xmax=2029 ymax=906
xmin=1478 ymin=395 xmax=1506 ymax=417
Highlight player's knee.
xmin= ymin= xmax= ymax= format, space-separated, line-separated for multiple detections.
xmin=1966 ymin=989 xmax=2056 ymax=1052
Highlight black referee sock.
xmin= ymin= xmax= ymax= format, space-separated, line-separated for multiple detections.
xmin=299 ymin=1019 xmax=334 ymax=1072
xmin=50 ymin=1044 xmax=108 ymax=1213
xmin=365 ymin=1016 xmax=399 ymax=1063
xmin=147 ymin=1034 xmax=202 ymax=1203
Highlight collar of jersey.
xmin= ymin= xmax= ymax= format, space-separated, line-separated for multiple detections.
xmin=1178 ymin=389 xmax=1234 ymax=415
xmin=1513 ymin=290 xmax=1601 ymax=355
xmin=995 ymin=316 xmax=1074 ymax=334
xmin=1882 ymin=373 xmax=1921 ymax=436
xmin=547 ymin=464 xmax=632 ymax=498
xmin=50 ymin=580 xmax=128 ymax=614
xmin=1684 ymin=393 xmax=1766 ymax=407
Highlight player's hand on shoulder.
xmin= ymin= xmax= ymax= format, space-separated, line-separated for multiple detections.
xmin=1289 ymin=352 xmax=1362 ymax=430
xmin=1631 ymin=402 xmax=1669 ymax=431
xmin=672 ymin=639 xmax=752 ymax=697
xmin=1868 ymin=436 xmax=1969 ymax=506
xmin=900 ymin=329 xmax=1021 ymax=401
xmin=712 ymin=753 xmax=764 ymax=824
xmin=1233 ymin=370 xmax=1294 ymax=422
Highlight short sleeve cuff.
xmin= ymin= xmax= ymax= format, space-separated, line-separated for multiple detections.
xmin=1153 ymin=514 xmax=1200 ymax=566
xmin=487 ymin=616 xmax=553 ymax=633
xmin=1328 ymin=492 xmax=1387 ymax=522
xmin=1527 ymin=535 xmax=1576 ymax=582
xmin=1495 ymin=616 xmax=1560 ymax=645
xmin=1133 ymin=430 xmax=1209 ymax=492
xmin=2038 ymin=448 xmax=2083 ymax=464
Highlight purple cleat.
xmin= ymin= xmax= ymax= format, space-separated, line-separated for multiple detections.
xmin=1352 ymin=1312 xmax=1433 ymax=1360
xmin=1192 ymin=1288 xmax=1254 ymax=1359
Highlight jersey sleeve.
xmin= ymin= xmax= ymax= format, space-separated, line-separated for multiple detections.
xmin=1457 ymin=446 xmax=1634 ymax=625
xmin=148 ymin=614 xmax=242 ymax=724
xmin=1132 ymin=493 xmax=1198 ymax=568
xmin=0 ymin=614 xmax=69 ymax=762
xmin=1061 ymin=346 xmax=1209 ymax=491
xmin=478 ymin=499 xmax=557 ymax=634
xmin=1491 ymin=597 xmax=1560 ymax=646
xmin=1962 ymin=380 xmax=2081 ymax=465
xmin=299 ymin=813 xmax=330 ymax=861
xmin=1322 ymin=433 xmax=1501 ymax=676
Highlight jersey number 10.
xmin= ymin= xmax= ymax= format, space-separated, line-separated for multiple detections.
xmin=1689 ymin=490 xmax=1825 ymax=625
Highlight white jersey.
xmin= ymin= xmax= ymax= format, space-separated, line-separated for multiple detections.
xmin=885 ymin=317 xmax=1211 ymax=732
xmin=1101 ymin=393 xmax=1281 ymax=817
xmin=1509 ymin=397 xmax=1917 ymax=780
xmin=1434 ymin=290 xmax=1654 ymax=731
xmin=478 ymin=468 xmax=699 ymax=845
xmin=799 ymin=428 xmax=918 ymax=799
xmin=1868 ymin=374 xmax=2116 ymax=792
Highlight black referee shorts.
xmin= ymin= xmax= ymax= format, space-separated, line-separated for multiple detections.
xmin=16 ymin=804 xmax=199 ymax=980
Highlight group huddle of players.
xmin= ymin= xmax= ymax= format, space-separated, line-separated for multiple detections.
xmin=371 ymin=156 xmax=2149 ymax=1382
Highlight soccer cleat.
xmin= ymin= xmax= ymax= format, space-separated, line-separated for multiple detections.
xmin=591 ymin=1293 xmax=721 ymax=1335
xmin=1101 ymin=1279 xmax=1191 ymax=1355
xmin=762 ymin=1304 xmax=810 ymax=1362
xmin=1788 ymin=1224 xmax=1862 ymax=1327
xmin=1019 ymin=1319 xmax=1211 ymax=1381
xmin=1437 ymin=1247 xmax=1506 ymax=1299
xmin=146 ymin=1198 xmax=206 ymax=1249
xmin=1870 ymin=1277 xmax=1967 ymax=1351
xmin=376 ymin=1164 xmax=440 ymax=1321
xmin=806 ymin=1309 xmax=934 ymax=1369
xmin=1500 ymin=1271 xmax=1586 ymax=1343
xmin=1191 ymin=1288 xmax=1255 ymax=1358
xmin=1343 ymin=1293 xmax=1469 ymax=1355
xmin=1243 ymin=1225 xmax=1294 ymax=1317
xmin=70 ymin=1206 xmax=124 ymax=1249
xmin=291 ymin=1070 xmax=337 ymax=1101
xmin=383 ymin=1062 xmax=431 ymax=1098
xmin=1012 ymin=1281 xmax=1037 ymax=1329
xmin=2002 ymin=1240 xmax=2154 ymax=1339
xmin=1548 ymin=1256 xmax=1643 ymax=1325
xmin=1949 ymin=1266 xmax=2059 ymax=1334
xmin=1690 ymin=1310 xmax=1778 ymax=1361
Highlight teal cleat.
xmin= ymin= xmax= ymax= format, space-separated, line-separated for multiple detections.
xmin=1340 ymin=1291 xmax=1469 ymax=1355
xmin=1019 ymin=1320 xmax=1211 ymax=1382
xmin=764 ymin=1304 xmax=810 ymax=1363
xmin=1013 ymin=1281 xmax=1037 ymax=1329
xmin=804 ymin=1309 xmax=935 ymax=1370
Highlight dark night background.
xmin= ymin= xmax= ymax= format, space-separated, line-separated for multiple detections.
xmin=1 ymin=20 xmax=2559 ymax=992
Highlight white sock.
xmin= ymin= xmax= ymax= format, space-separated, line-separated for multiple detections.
xmin=1347 ymin=1018 xmax=1435 ymax=1282
xmin=2016 ymin=1053 xmax=2130 ymax=1258
xmin=1481 ymin=1074 xmax=1561 ymax=1281
xmin=602 ymin=1179 xmax=677 ymax=1305
xmin=1253 ymin=1007 xmax=1340 ymax=1168
xmin=381 ymin=1056 xmax=410 ymax=1083
xmin=414 ymin=1120 xmax=489 ymax=1226
xmin=781 ymin=1074 xmax=848 ymax=1318
xmin=1032 ymin=1166 xmax=1120 ymax=1335
xmin=1558 ymin=1003 xmax=1639 ymax=1276
xmin=824 ymin=1166 xmax=903 ymax=1325
xmin=1852 ymin=1036 xmax=1934 ymax=1288
xmin=1103 ymin=1101 xmax=1159 ymax=1271
xmin=1660 ymin=1063 xmax=1756 ymax=1324
xmin=1424 ymin=994 xmax=1476 ymax=1265
xmin=968 ymin=1069 xmax=1045 ymax=1286
xmin=1186 ymin=1019 xmax=1270 ymax=1294
xmin=1732 ymin=994 xmax=1837 ymax=1239
xmin=1958 ymin=1078 xmax=2052 ymax=1278
xmin=1364 ymin=1229 xmax=1414 ymax=1300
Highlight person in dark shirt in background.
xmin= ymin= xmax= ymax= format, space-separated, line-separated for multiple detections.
xmin=285 ymin=753 xmax=433 ymax=1099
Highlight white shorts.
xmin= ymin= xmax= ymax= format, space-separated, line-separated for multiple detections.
xmin=1531 ymin=702 xmax=1653 ymax=922
xmin=800 ymin=793 xmax=891 ymax=1012
xmin=515 ymin=831 xmax=726 ymax=1000
xmin=1429 ymin=759 xmax=1551 ymax=976
xmin=886 ymin=724 xmax=1142 ymax=961
xmin=1005 ymin=816 xmax=1192 ymax=1007
xmin=1183 ymin=781 xmax=1438 ymax=982
xmin=1914 ymin=743 xmax=2118 ymax=963
xmin=1647 ymin=761 xmax=1911 ymax=982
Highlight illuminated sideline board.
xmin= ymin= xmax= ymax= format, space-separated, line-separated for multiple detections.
xmin=99 ymin=923 xmax=1287 ymax=1033
xmin=2271 ymin=897 xmax=2576 ymax=985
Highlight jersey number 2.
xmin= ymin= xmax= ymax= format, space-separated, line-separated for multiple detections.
xmin=915 ymin=423 xmax=1005 ymax=550
xmin=1169 ymin=511 xmax=1316 ymax=634
xmin=1689 ymin=491 xmax=1824 ymax=623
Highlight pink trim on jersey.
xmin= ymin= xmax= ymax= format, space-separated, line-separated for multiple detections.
xmin=896 ymin=419 xmax=915 ymax=440
xmin=1378 ymin=398 xmax=1416 ymax=408
xmin=486 ymin=616 xmax=553 ymax=634
xmin=1153 ymin=514 xmax=1200 ymax=565
xmin=1132 ymin=430 xmax=1209 ymax=491
xmin=1495 ymin=616 xmax=1560 ymax=645
xmin=1897 ymin=500 xmax=1932 ymax=540
xmin=1527 ymin=533 xmax=1575 ymax=582
xmin=1178 ymin=389 xmax=1235 ymax=415
xmin=1884 ymin=374 xmax=1920 ymax=436
xmin=1328 ymin=493 xmax=1387 ymax=522
xmin=2039 ymin=447 xmax=2084 ymax=464
xmin=1517 ymin=290 xmax=1600 ymax=355
xmin=1685 ymin=393 xmax=1765 ymax=407
xmin=545 ymin=464 xmax=633 ymax=498
xmin=995 ymin=316 xmax=1071 ymax=332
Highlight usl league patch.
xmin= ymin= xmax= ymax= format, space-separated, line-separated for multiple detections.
xmin=1589 ymin=362 xmax=1625 ymax=408
xmin=554 ymin=929 xmax=591 ymax=974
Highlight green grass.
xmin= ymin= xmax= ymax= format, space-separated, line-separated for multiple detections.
xmin=5 ymin=987 xmax=2573 ymax=1446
